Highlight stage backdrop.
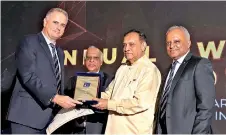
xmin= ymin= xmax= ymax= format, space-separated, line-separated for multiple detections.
xmin=1 ymin=1 xmax=226 ymax=133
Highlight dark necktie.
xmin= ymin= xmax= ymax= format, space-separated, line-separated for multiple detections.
xmin=50 ymin=43 xmax=61 ymax=91
xmin=160 ymin=61 xmax=177 ymax=119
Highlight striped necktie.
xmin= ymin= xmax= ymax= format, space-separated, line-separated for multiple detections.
xmin=160 ymin=61 xmax=177 ymax=119
xmin=50 ymin=43 xmax=61 ymax=91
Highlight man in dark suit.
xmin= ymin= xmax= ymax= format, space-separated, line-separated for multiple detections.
xmin=154 ymin=25 xmax=216 ymax=134
xmin=6 ymin=8 xmax=81 ymax=133
xmin=62 ymin=46 xmax=113 ymax=134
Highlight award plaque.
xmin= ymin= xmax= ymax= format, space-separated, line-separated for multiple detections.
xmin=73 ymin=72 xmax=101 ymax=106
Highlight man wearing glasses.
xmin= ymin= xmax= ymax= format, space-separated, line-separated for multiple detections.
xmin=153 ymin=26 xmax=215 ymax=134
xmin=60 ymin=46 xmax=113 ymax=134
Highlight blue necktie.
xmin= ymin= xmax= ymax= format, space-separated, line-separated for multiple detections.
xmin=160 ymin=61 xmax=177 ymax=119
xmin=50 ymin=43 xmax=61 ymax=91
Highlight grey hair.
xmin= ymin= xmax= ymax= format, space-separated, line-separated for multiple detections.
xmin=166 ymin=25 xmax=190 ymax=40
xmin=86 ymin=46 xmax=103 ymax=62
xmin=45 ymin=8 xmax=68 ymax=20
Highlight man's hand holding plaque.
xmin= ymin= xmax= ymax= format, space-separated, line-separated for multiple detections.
xmin=73 ymin=72 xmax=101 ymax=107
xmin=91 ymin=98 xmax=108 ymax=110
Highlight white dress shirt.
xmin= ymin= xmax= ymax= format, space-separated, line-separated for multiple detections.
xmin=41 ymin=31 xmax=61 ymax=73
xmin=163 ymin=51 xmax=190 ymax=91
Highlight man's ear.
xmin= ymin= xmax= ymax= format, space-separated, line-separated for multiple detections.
xmin=43 ymin=18 xmax=47 ymax=27
xmin=142 ymin=42 xmax=147 ymax=52
xmin=100 ymin=60 xmax=103 ymax=66
xmin=188 ymin=40 xmax=191 ymax=49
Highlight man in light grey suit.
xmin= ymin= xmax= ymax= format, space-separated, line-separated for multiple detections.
xmin=154 ymin=25 xmax=215 ymax=134
xmin=6 ymin=8 xmax=81 ymax=133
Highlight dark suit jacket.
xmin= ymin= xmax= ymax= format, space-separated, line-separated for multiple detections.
xmin=154 ymin=52 xmax=215 ymax=134
xmin=6 ymin=32 xmax=65 ymax=130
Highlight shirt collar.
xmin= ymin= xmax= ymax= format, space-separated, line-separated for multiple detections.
xmin=174 ymin=50 xmax=190 ymax=64
xmin=129 ymin=54 xmax=147 ymax=66
xmin=41 ymin=31 xmax=56 ymax=45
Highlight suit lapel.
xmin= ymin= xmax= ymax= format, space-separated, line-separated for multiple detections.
xmin=161 ymin=66 xmax=171 ymax=94
xmin=156 ymin=66 xmax=171 ymax=122
xmin=170 ymin=52 xmax=192 ymax=93
xmin=38 ymin=33 xmax=55 ymax=73
xmin=98 ymin=71 xmax=104 ymax=92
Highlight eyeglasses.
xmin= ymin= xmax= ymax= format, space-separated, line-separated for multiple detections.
xmin=166 ymin=39 xmax=181 ymax=47
xmin=85 ymin=56 xmax=100 ymax=61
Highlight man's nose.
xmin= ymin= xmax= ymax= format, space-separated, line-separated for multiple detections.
xmin=57 ymin=26 xmax=61 ymax=31
xmin=124 ymin=45 xmax=130 ymax=51
xmin=56 ymin=24 xmax=61 ymax=31
xmin=90 ymin=58 xmax=94 ymax=62
xmin=169 ymin=42 xmax=176 ymax=49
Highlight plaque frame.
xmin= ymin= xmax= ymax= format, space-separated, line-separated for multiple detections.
xmin=74 ymin=72 xmax=102 ymax=106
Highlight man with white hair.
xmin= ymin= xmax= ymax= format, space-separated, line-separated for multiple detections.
xmin=62 ymin=46 xmax=113 ymax=134
xmin=154 ymin=25 xmax=215 ymax=134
